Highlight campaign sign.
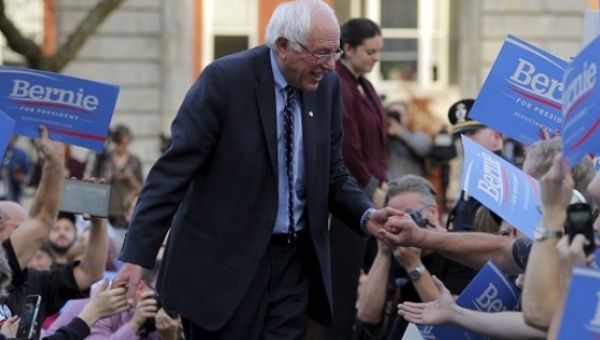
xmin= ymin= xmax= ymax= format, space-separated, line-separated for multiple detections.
xmin=0 ymin=110 xmax=16 ymax=159
xmin=560 ymin=35 xmax=600 ymax=167
xmin=557 ymin=266 xmax=600 ymax=339
xmin=469 ymin=34 xmax=567 ymax=145
xmin=0 ymin=67 xmax=119 ymax=151
xmin=418 ymin=261 xmax=520 ymax=340
xmin=460 ymin=135 xmax=541 ymax=239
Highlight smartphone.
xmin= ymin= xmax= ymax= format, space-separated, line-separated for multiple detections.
xmin=16 ymin=295 xmax=41 ymax=340
xmin=566 ymin=203 xmax=596 ymax=255
xmin=59 ymin=178 xmax=111 ymax=218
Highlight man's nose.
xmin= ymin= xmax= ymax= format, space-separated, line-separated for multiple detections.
xmin=322 ymin=57 xmax=336 ymax=71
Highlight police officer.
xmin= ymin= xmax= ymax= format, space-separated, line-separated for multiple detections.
xmin=447 ymin=99 xmax=504 ymax=231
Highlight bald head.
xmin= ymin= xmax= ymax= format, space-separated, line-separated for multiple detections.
xmin=0 ymin=201 xmax=27 ymax=223
xmin=0 ymin=201 xmax=27 ymax=241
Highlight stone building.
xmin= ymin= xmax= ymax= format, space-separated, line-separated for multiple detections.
xmin=0 ymin=0 xmax=591 ymax=170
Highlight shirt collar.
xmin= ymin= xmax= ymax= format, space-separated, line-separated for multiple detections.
xmin=270 ymin=49 xmax=290 ymax=93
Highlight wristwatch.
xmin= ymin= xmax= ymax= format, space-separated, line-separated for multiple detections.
xmin=361 ymin=208 xmax=376 ymax=233
xmin=408 ymin=265 xmax=427 ymax=281
xmin=532 ymin=226 xmax=564 ymax=241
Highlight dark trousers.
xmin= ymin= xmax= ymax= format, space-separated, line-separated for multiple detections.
xmin=322 ymin=217 xmax=367 ymax=340
xmin=182 ymin=233 xmax=309 ymax=340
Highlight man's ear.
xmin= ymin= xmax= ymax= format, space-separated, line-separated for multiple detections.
xmin=275 ymin=37 xmax=289 ymax=58
xmin=341 ymin=42 xmax=352 ymax=55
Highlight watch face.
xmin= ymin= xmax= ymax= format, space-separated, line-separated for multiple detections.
xmin=409 ymin=270 xmax=421 ymax=281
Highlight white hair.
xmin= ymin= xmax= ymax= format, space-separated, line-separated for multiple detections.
xmin=264 ymin=0 xmax=338 ymax=51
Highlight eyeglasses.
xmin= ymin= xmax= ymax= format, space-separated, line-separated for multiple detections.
xmin=294 ymin=40 xmax=343 ymax=64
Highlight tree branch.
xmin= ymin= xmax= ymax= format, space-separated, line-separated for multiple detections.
xmin=0 ymin=0 xmax=44 ymax=68
xmin=51 ymin=0 xmax=126 ymax=72
xmin=0 ymin=0 xmax=125 ymax=71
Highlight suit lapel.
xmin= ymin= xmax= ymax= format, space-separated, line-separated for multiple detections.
xmin=254 ymin=48 xmax=278 ymax=174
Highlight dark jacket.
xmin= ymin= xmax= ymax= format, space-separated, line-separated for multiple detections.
xmin=120 ymin=46 xmax=372 ymax=330
xmin=336 ymin=62 xmax=387 ymax=194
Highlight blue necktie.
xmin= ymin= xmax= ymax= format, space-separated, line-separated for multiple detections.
xmin=283 ymin=85 xmax=296 ymax=241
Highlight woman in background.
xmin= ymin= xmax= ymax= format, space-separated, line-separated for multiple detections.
xmin=327 ymin=18 xmax=387 ymax=340
xmin=98 ymin=125 xmax=143 ymax=230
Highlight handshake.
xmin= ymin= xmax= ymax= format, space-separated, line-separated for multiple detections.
xmin=365 ymin=206 xmax=436 ymax=248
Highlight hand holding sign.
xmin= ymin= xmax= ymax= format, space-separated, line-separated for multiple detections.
xmin=469 ymin=35 xmax=567 ymax=146
xmin=561 ymin=35 xmax=600 ymax=166
xmin=36 ymin=125 xmax=65 ymax=164
xmin=0 ymin=67 xmax=118 ymax=151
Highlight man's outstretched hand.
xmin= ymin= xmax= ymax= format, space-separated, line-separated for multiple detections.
xmin=365 ymin=206 xmax=402 ymax=238
xmin=113 ymin=262 xmax=143 ymax=301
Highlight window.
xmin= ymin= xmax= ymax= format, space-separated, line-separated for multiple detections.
xmin=366 ymin=0 xmax=450 ymax=89
xmin=214 ymin=35 xmax=248 ymax=59
xmin=201 ymin=0 xmax=258 ymax=67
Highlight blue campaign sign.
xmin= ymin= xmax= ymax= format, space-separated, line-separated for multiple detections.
xmin=0 ymin=67 xmax=119 ymax=151
xmin=460 ymin=135 xmax=541 ymax=239
xmin=558 ymin=266 xmax=600 ymax=339
xmin=561 ymin=35 xmax=600 ymax=167
xmin=418 ymin=261 xmax=520 ymax=340
xmin=469 ymin=34 xmax=567 ymax=145
xmin=0 ymin=110 xmax=16 ymax=160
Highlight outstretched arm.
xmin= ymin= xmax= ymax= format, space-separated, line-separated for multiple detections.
xmin=73 ymin=217 xmax=109 ymax=290
xmin=10 ymin=126 xmax=65 ymax=270
xmin=379 ymin=214 xmax=521 ymax=275
xmin=398 ymin=276 xmax=546 ymax=339
xmin=522 ymin=155 xmax=573 ymax=330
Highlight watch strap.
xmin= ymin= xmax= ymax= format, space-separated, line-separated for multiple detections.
xmin=533 ymin=226 xmax=564 ymax=241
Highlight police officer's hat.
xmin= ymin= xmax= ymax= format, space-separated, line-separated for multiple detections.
xmin=447 ymin=99 xmax=485 ymax=134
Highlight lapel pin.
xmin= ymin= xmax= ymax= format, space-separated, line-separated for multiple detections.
xmin=308 ymin=111 xmax=314 ymax=117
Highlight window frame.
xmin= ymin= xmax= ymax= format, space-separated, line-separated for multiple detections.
xmin=365 ymin=0 xmax=450 ymax=90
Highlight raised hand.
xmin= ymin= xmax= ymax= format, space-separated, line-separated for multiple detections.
xmin=540 ymin=154 xmax=573 ymax=214
xmin=36 ymin=125 xmax=65 ymax=162
xmin=78 ymin=279 xmax=130 ymax=327
xmin=397 ymin=276 xmax=456 ymax=325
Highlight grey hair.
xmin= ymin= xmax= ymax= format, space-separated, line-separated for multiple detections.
xmin=264 ymin=0 xmax=338 ymax=51
xmin=524 ymin=136 xmax=595 ymax=205
xmin=0 ymin=246 xmax=12 ymax=300
xmin=386 ymin=175 xmax=437 ymax=206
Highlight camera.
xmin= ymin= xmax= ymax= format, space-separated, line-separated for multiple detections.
xmin=406 ymin=209 xmax=429 ymax=228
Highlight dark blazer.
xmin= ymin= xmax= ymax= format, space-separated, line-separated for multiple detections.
xmin=336 ymin=62 xmax=387 ymax=191
xmin=120 ymin=46 xmax=372 ymax=330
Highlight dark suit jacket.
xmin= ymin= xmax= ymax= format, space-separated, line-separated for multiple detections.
xmin=120 ymin=46 xmax=372 ymax=330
